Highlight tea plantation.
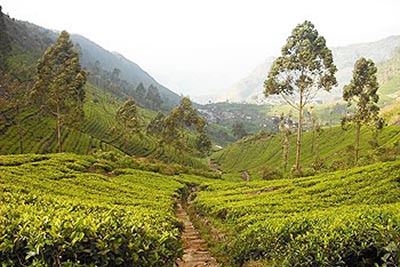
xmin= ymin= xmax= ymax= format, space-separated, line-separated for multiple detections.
xmin=1 ymin=152 xmax=400 ymax=266
xmin=192 ymin=160 xmax=400 ymax=266
xmin=0 ymin=153 xmax=190 ymax=266
xmin=0 ymin=83 xmax=207 ymax=169
xmin=212 ymin=125 xmax=400 ymax=177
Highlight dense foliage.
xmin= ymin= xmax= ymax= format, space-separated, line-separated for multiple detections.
xmin=343 ymin=57 xmax=383 ymax=164
xmin=0 ymin=153 xmax=186 ymax=266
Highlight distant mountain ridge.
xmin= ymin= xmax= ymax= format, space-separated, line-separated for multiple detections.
xmin=220 ymin=35 xmax=400 ymax=104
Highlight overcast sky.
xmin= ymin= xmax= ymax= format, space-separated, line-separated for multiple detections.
xmin=2 ymin=0 xmax=400 ymax=98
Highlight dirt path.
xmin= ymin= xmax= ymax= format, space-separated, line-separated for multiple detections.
xmin=176 ymin=202 xmax=219 ymax=267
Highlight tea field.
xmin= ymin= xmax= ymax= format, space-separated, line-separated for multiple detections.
xmin=212 ymin=125 xmax=400 ymax=177
xmin=192 ymin=160 xmax=400 ymax=266
xmin=0 ymin=153 xmax=190 ymax=266
xmin=1 ymin=153 xmax=400 ymax=266
xmin=0 ymin=83 xmax=207 ymax=169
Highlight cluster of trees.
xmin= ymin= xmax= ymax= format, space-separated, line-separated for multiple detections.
xmin=264 ymin=20 xmax=384 ymax=175
xmin=114 ymin=96 xmax=212 ymax=157
xmin=134 ymin=83 xmax=163 ymax=110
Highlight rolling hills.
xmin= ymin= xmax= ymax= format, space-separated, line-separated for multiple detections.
xmin=1 ymin=4 xmax=400 ymax=267
xmin=0 ymin=81 xmax=209 ymax=169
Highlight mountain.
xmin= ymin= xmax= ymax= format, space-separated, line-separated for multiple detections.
xmin=71 ymin=34 xmax=181 ymax=106
xmin=221 ymin=36 xmax=400 ymax=104
xmin=3 ymin=12 xmax=181 ymax=108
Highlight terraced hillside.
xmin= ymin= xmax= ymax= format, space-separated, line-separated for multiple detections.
xmin=191 ymin=160 xmax=400 ymax=266
xmin=211 ymin=125 xmax=400 ymax=177
xmin=0 ymin=83 xmax=207 ymax=169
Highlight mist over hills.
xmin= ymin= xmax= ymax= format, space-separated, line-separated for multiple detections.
xmin=219 ymin=35 xmax=400 ymax=104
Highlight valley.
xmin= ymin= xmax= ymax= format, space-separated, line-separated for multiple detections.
xmin=1 ymin=3 xmax=400 ymax=267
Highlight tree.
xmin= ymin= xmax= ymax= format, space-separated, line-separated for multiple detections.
xmin=342 ymin=57 xmax=382 ymax=164
xmin=232 ymin=122 xmax=247 ymax=139
xmin=146 ymin=112 xmax=165 ymax=136
xmin=162 ymin=97 xmax=207 ymax=156
xmin=264 ymin=21 xmax=337 ymax=173
xmin=114 ymin=98 xmax=141 ymax=151
xmin=135 ymin=82 xmax=146 ymax=103
xmin=32 ymin=31 xmax=87 ymax=153
xmin=195 ymin=133 xmax=212 ymax=155
xmin=145 ymin=85 xmax=163 ymax=110
xmin=0 ymin=70 xmax=31 ymax=153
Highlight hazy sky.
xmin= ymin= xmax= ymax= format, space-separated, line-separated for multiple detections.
xmin=2 ymin=0 xmax=400 ymax=98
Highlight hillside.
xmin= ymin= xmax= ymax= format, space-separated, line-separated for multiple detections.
xmin=212 ymin=125 xmax=400 ymax=177
xmin=378 ymin=47 xmax=400 ymax=99
xmin=220 ymin=36 xmax=400 ymax=104
xmin=3 ymin=12 xmax=181 ymax=109
xmin=0 ymin=81 xmax=209 ymax=168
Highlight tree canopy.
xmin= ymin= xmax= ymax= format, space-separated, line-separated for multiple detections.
xmin=342 ymin=57 xmax=383 ymax=164
xmin=115 ymin=98 xmax=142 ymax=151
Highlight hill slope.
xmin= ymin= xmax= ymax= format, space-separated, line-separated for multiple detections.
xmin=212 ymin=125 xmax=400 ymax=177
xmin=0 ymin=81 xmax=208 ymax=168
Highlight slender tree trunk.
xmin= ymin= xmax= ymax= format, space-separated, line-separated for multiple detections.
xmin=56 ymin=105 xmax=62 ymax=153
xmin=295 ymin=95 xmax=303 ymax=173
xmin=354 ymin=122 xmax=361 ymax=165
